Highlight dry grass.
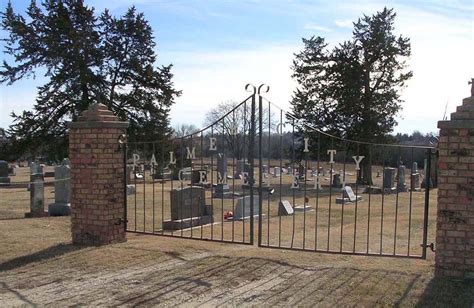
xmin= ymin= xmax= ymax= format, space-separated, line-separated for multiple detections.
xmin=0 ymin=218 xmax=473 ymax=306
xmin=0 ymin=166 xmax=473 ymax=306
xmin=126 ymin=165 xmax=433 ymax=258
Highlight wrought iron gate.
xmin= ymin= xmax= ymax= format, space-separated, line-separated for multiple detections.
xmin=123 ymin=84 xmax=435 ymax=258
xmin=124 ymin=86 xmax=257 ymax=244
xmin=255 ymin=86 xmax=436 ymax=259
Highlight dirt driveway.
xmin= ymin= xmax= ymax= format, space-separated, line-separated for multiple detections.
xmin=0 ymin=217 xmax=473 ymax=307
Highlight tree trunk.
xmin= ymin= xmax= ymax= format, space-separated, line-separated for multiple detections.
xmin=357 ymin=143 xmax=373 ymax=185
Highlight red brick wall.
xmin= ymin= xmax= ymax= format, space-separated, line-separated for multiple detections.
xmin=68 ymin=104 xmax=129 ymax=245
xmin=436 ymin=96 xmax=474 ymax=278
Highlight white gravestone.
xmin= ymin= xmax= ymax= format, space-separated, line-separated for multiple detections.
xmin=336 ymin=186 xmax=362 ymax=204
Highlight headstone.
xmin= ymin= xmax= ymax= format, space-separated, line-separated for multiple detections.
xmin=336 ymin=186 xmax=362 ymax=204
xmin=287 ymin=166 xmax=293 ymax=175
xmin=152 ymin=166 xmax=172 ymax=181
xmin=25 ymin=173 xmax=47 ymax=217
xmin=383 ymin=167 xmax=396 ymax=192
xmin=235 ymin=160 xmax=244 ymax=179
xmin=412 ymin=162 xmax=418 ymax=173
xmin=397 ymin=165 xmax=408 ymax=192
xmin=233 ymin=195 xmax=260 ymax=220
xmin=30 ymin=162 xmax=42 ymax=175
xmin=343 ymin=186 xmax=362 ymax=202
xmin=278 ymin=200 xmax=294 ymax=216
xmin=243 ymin=162 xmax=251 ymax=173
xmin=332 ymin=173 xmax=342 ymax=188
xmin=8 ymin=165 xmax=16 ymax=176
xmin=262 ymin=164 xmax=269 ymax=174
xmin=273 ymin=166 xmax=281 ymax=178
xmin=0 ymin=160 xmax=10 ymax=184
xmin=411 ymin=173 xmax=421 ymax=191
xmin=217 ymin=153 xmax=227 ymax=177
xmin=213 ymin=183 xmax=232 ymax=198
xmin=48 ymin=163 xmax=71 ymax=216
xmin=163 ymin=186 xmax=213 ymax=230
xmin=298 ymin=164 xmax=305 ymax=180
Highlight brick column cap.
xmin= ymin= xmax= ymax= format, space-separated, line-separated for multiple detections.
xmin=68 ymin=103 xmax=129 ymax=129
xmin=438 ymin=96 xmax=474 ymax=129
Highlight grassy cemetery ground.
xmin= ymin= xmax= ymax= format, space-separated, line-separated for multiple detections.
xmin=1 ymin=217 xmax=473 ymax=306
xmin=0 ymin=166 xmax=56 ymax=219
xmin=0 ymin=166 xmax=473 ymax=306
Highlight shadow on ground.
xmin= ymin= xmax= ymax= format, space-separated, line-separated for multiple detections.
xmin=1 ymin=249 xmax=473 ymax=306
xmin=0 ymin=243 xmax=82 ymax=272
xmin=416 ymin=277 xmax=474 ymax=307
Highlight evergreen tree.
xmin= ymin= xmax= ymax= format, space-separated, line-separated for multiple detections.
xmin=291 ymin=8 xmax=412 ymax=184
xmin=1 ymin=1 xmax=180 ymax=158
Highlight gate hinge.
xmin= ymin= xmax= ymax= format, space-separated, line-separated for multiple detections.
xmin=115 ymin=218 xmax=128 ymax=225
xmin=420 ymin=242 xmax=435 ymax=252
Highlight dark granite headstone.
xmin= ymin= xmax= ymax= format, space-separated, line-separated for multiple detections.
xmin=235 ymin=160 xmax=244 ymax=179
xmin=233 ymin=195 xmax=259 ymax=220
xmin=170 ymin=186 xmax=207 ymax=220
xmin=332 ymin=173 xmax=342 ymax=188
xmin=213 ymin=183 xmax=232 ymax=198
xmin=0 ymin=160 xmax=10 ymax=184
xmin=163 ymin=186 xmax=213 ymax=230
xmin=383 ymin=168 xmax=396 ymax=189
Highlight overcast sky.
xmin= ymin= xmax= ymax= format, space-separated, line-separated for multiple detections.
xmin=1 ymin=0 xmax=473 ymax=134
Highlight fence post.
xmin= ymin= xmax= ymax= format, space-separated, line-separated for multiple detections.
xmin=436 ymin=90 xmax=474 ymax=278
xmin=68 ymin=103 xmax=129 ymax=245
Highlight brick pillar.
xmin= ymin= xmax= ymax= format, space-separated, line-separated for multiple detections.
xmin=436 ymin=94 xmax=474 ymax=278
xmin=68 ymin=103 xmax=129 ymax=245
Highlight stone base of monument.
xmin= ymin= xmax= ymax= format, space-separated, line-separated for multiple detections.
xmin=397 ymin=184 xmax=408 ymax=192
xmin=212 ymin=191 xmax=235 ymax=198
xmin=163 ymin=215 xmax=214 ymax=230
xmin=25 ymin=211 xmax=49 ymax=218
xmin=364 ymin=186 xmax=382 ymax=194
xmin=335 ymin=196 xmax=362 ymax=204
xmin=48 ymin=202 xmax=71 ymax=216
xmin=384 ymin=187 xmax=397 ymax=194
xmin=44 ymin=171 xmax=55 ymax=178
xmin=189 ymin=182 xmax=212 ymax=188
xmin=0 ymin=177 xmax=11 ymax=185
xmin=294 ymin=204 xmax=313 ymax=212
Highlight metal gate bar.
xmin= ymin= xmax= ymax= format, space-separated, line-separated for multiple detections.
xmin=256 ymin=89 xmax=435 ymax=259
